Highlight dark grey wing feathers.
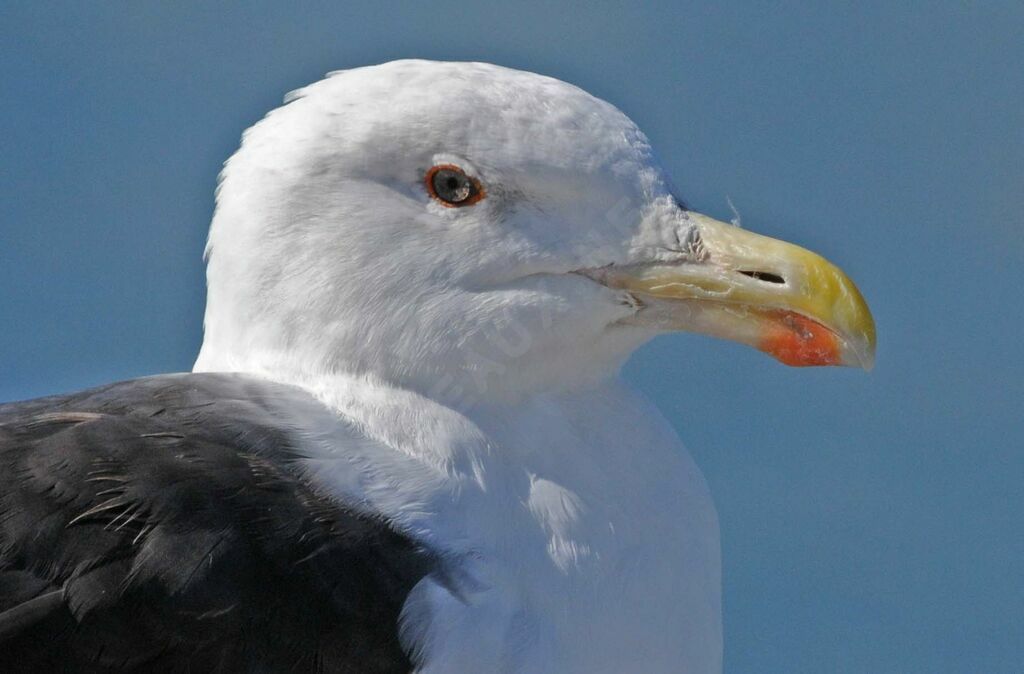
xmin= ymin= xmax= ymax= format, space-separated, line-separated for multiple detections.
xmin=0 ymin=373 xmax=432 ymax=673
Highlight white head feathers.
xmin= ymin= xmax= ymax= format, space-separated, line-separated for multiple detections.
xmin=195 ymin=60 xmax=689 ymax=402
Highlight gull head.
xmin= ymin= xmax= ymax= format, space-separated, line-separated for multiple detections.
xmin=196 ymin=60 xmax=874 ymax=404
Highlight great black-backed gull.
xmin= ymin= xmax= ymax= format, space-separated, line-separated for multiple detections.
xmin=0 ymin=60 xmax=874 ymax=673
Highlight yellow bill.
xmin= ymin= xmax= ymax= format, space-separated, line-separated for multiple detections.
xmin=591 ymin=212 xmax=876 ymax=369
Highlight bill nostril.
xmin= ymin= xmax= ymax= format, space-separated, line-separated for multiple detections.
xmin=738 ymin=270 xmax=786 ymax=285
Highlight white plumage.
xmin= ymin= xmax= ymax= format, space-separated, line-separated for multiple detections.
xmin=195 ymin=60 xmax=723 ymax=672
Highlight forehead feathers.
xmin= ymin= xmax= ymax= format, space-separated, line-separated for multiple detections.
xmin=237 ymin=60 xmax=661 ymax=195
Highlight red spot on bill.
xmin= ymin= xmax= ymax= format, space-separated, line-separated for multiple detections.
xmin=759 ymin=310 xmax=842 ymax=367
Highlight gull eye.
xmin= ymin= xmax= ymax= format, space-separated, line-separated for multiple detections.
xmin=425 ymin=164 xmax=485 ymax=207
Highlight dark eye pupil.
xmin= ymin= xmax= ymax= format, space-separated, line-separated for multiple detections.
xmin=432 ymin=169 xmax=474 ymax=204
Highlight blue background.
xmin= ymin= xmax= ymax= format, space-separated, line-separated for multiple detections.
xmin=1 ymin=3 xmax=1021 ymax=672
